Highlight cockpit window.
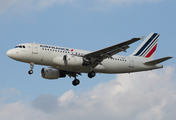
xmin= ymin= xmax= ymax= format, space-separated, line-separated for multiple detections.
xmin=14 ymin=45 xmax=26 ymax=48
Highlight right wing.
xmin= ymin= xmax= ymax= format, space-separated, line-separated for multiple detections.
xmin=83 ymin=37 xmax=142 ymax=67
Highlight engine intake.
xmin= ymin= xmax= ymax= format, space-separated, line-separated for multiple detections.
xmin=41 ymin=68 xmax=66 ymax=79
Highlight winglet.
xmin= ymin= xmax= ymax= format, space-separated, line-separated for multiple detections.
xmin=141 ymin=36 xmax=145 ymax=41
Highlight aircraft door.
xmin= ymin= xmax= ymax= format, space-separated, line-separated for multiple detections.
xmin=129 ymin=57 xmax=134 ymax=68
xmin=32 ymin=43 xmax=38 ymax=54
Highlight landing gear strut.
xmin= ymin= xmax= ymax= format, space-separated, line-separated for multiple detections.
xmin=88 ymin=71 xmax=96 ymax=78
xmin=28 ymin=62 xmax=34 ymax=75
xmin=72 ymin=79 xmax=80 ymax=86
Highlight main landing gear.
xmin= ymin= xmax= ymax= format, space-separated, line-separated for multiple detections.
xmin=72 ymin=79 xmax=80 ymax=86
xmin=72 ymin=71 xmax=96 ymax=86
xmin=88 ymin=71 xmax=96 ymax=78
xmin=28 ymin=62 xmax=34 ymax=75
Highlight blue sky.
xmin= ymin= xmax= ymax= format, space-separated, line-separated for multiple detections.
xmin=0 ymin=0 xmax=176 ymax=119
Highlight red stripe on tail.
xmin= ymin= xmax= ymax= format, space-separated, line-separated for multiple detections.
xmin=145 ymin=44 xmax=157 ymax=58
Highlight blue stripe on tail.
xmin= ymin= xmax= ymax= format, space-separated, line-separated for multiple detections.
xmin=140 ymin=35 xmax=159 ymax=57
xmin=134 ymin=33 xmax=158 ymax=56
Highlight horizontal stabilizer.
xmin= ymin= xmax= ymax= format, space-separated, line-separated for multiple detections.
xmin=143 ymin=57 xmax=173 ymax=65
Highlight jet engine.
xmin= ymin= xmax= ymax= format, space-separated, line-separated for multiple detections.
xmin=63 ymin=55 xmax=83 ymax=67
xmin=41 ymin=68 xmax=66 ymax=79
xmin=53 ymin=55 xmax=83 ymax=67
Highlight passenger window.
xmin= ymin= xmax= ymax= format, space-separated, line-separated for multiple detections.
xmin=23 ymin=46 xmax=25 ymax=48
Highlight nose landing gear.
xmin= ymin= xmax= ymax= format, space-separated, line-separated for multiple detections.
xmin=28 ymin=62 xmax=34 ymax=75
xmin=28 ymin=70 xmax=33 ymax=74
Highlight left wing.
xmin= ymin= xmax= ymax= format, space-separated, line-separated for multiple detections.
xmin=83 ymin=37 xmax=142 ymax=67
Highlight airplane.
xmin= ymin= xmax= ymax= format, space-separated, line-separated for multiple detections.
xmin=6 ymin=33 xmax=172 ymax=86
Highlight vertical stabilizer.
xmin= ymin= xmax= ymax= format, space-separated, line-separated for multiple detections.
xmin=131 ymin=33 xmax=159 ymax=60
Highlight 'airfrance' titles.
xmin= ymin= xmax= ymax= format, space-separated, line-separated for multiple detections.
xmin=40 ymin=45 xmax=70 ymax=51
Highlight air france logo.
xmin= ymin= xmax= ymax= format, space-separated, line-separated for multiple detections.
xmin=40 ymin=45 xmax=70 ymax=51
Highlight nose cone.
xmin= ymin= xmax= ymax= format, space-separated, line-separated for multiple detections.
xmin=7 ymin=49 xmax=13 ymax=58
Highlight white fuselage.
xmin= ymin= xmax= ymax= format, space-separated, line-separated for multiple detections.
xmin=7 ymin=43 xmax=162 ymax=74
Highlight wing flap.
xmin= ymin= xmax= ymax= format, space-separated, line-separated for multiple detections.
xmin=143 ymin=57 xmax=173 ymax=65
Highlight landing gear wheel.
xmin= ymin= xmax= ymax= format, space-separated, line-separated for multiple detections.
xmin=28 ymin=70 xmax=33 ymax=75
xmin=72 ymin=79 xmax=80 ymax=86
xmin=88 ymin=71 xmax=96 ymax=78
xmin=28 ymin=62 xmax=34 ymax=75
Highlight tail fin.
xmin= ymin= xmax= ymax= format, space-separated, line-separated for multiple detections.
xmin=131 ymin=33 xmax=159 ymax=60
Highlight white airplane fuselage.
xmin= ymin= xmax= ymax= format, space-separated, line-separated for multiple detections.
xmin=7 ymin=33 xmax=172 ymax=86
xmin=7 ymin=43 xmax=162 ymax=74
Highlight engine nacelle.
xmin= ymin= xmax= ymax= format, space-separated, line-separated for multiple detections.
xmin=64 ymin=55 xmax=83 ymax=67
xmin=41 ymin=68 xmax=66 ymax=79
xmin=53 ymin=55 xmax=83 ymax=67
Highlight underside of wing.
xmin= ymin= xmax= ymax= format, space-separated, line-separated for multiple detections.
xmin=83 ymin=37 xmax=142 ymax=67
xmin=84 ymin=38 xmax=141 ymax=58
